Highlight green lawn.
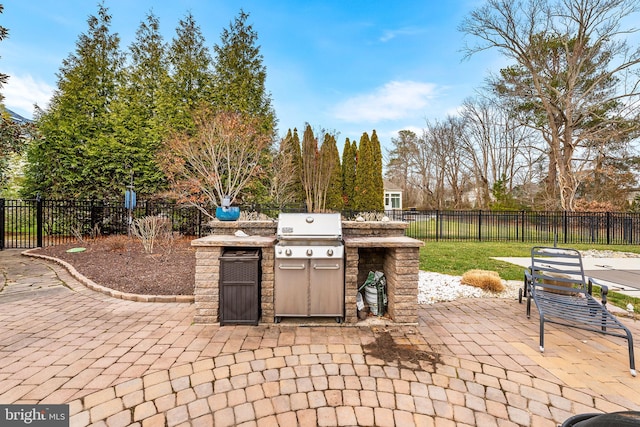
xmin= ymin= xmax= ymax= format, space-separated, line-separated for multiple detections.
xmin=420 ymin=241 xmax=640 ymax=310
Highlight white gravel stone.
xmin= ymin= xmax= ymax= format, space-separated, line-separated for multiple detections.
xmin=579 ymin=249 xmax=640 ymax=258
xmin=417 ymin=271 xmax=522 ymax=305
xmin=417 ymin=250 xmax=638 ymax=305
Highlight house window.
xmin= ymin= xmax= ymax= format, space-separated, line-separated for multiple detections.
xmin=385 ymin=191 xmax=402 ymax=209
xmin=390 ymin=193 xmax=401 ymax=209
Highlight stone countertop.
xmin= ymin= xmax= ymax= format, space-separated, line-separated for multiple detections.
xmin=206 ymin=220 xmax=276 ymax=229
xmin=342 ymin=221 xmax=409 ymax=229
xmin=193 ymin=234 xmax=424 ymax=248
xmin=191 ymin=235 xmax=276 ymax=247
xmin=343 ymin=236 xmax=424 ymax=248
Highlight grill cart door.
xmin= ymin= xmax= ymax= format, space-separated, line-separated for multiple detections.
xmin=309 ymin=258 xmax=344 ymax=317
xmin=274 ymin=260 xmax=308 ymax=317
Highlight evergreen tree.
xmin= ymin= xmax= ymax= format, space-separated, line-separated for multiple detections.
xmin=354 ymin=132 xmax=375 ymax=211
xmin=290 ymin=128 xmax=305 ymax=203
xmin=110 ymin=12 xmax=168 ymax=197
xmin=159 ymin=12 xmax=213 ymax=134
xmin=323 ymin=134 xmax=343 ymax=211
xmin=0 ymin=5 xmax=31 ymax=191
xmin=212 ymin=9 xmax=276 ymax=134
xmin=23 ymin=4 xmax=124 ymax=199
xmin=370 ymin=130 xmax=384 ymax=211
xmin=341 ymin=138 xmax=357 ymax=210
xmin=211 ymin=9 xmax=275 ymax=204
xmin=300 ymin=124 xmax=318 ymax=211
xmin=276 ymin=128 xmax=304 ymax=205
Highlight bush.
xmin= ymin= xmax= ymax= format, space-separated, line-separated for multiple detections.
xmin=131 ymin=215 xmax=172 ymax=253
xmin=461 ymin=269 xmax=505 ymax=292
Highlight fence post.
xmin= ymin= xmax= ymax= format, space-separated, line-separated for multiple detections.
xmin=90 ymin=198 xmax=99 ymax=232
xmin=478 ymin=210 xmax=482 ymax=241
xmin=563 ymin=211 xmax=568 ymax=245
xmin=36 ymin=196 xmax=43 ymax=248
xmin=521 ymin=210 xmax=525 ymax=243
xmin=435 ymin=210 xmax=440 ymax=241
xmin=0 ymin=198 xmax=5 ymax=250
xmin=606 ymin=212 xmax=611 ymax=245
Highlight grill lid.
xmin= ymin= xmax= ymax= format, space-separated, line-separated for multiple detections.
xmin=277 ymin=213 xmax=342 ymax=240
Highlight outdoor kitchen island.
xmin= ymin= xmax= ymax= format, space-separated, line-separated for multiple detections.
xmin=191 ymin=218 xmax=424 ymax=325
xmin=342 ymin=221 xmax=424 ymax=324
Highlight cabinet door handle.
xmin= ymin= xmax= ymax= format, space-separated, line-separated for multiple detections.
xmin=278 ymin=264 xmax=306 ymax=270
xmin=313 ymin=264 xmax=340 ymax=270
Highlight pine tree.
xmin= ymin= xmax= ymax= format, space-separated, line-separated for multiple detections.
xmin=212 ymin=9 xmax=276 ymax=134
xmin=354 ymin=132 xmax=374 ymax=211
xmin=159 ymin=12 xmax=213 ymax=134
xmin=23 ymin=4 xmax=124 ymax=199
xmin=370 ymin=130 xmax=384 ymax=211
xmin=300 ymin=124 xmax=318 ymax=211
xmin=211 ymin=9 xmax=275 ymax=204
xmin=110 ymin=12 xmax=168 ymax=197
xmin=323 ymin=134 xmax=343 ymax=211
xmin=0 ymin=5 xmax=30 ymax=191
xmin=341 ymin=138 xmax=357 ymax=211
xmin=290 ymin=128 xmax=305 ymax=203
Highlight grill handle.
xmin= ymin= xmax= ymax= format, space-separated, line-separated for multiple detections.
xmin=278 ymin=264 xmax=306 ymax=270
xmin=313 ymin=264 xmax=341 ymax=270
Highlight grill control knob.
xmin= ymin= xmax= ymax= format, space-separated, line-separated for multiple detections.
xmin=327 ymin=248 xmax=334 ymax=256
xmin=306 ymin=249 xmax=313 ymax=256
xmin=285 ymin=248 xmax=292 ymax=256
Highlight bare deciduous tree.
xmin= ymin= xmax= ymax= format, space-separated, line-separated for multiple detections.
xmin=269 ymin=138 xmax=298 ymax=207
xmin=386 ymin=130 xmax=420 ymax=207
xmin=460 ymin=96 xmax=537 ymax=208
xmin=428 ymin=117 xmax=472 ymax=208
xmin=461 ymin=0 xmax=640 ymax=210
xmin=160 ymin=107 xmax=272 ymax=219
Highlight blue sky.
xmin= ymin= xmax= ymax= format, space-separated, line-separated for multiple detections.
xmin=1 ymin=0 xmax=502 ymax=151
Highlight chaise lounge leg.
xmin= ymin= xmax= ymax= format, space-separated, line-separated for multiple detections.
xmin=539 ymin=318 xmax=545 ymax=353
xmin=626 ymin=328 xmax=636 ymax=377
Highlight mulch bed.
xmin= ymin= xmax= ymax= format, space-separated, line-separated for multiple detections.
xmin=33 ymin=235 xmax=195 ymax=295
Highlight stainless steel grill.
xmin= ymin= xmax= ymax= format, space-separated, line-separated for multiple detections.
xmin=274 ymin=213 xmax=345 ymax=323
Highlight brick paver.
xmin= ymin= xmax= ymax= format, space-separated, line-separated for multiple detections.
xmin=1 ymin=249 xmax=639 ymax=426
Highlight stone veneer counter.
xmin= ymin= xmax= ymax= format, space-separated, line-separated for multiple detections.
xmin=191 ymin=234 xmax=276 ymax=324
xmin=191 ymin=222 xmax=425 ymax=325
xmin=343 ymin=236 xmax=424 ymax=324
xmin=343 ymin=236 xmax=424 ymax=248
xmin=191 ymin=234 xmax=276 ymax=247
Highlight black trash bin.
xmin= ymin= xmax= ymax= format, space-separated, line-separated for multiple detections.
xmin=219 ymin=248 xmax=261 ymax=326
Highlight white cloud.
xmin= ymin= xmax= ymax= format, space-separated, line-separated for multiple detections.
xmin=3 ymin=74 xmax=55 ymax=118
xmin=379 ymin=27 xmax=425 ymax=43
xmin=331 ymin=80 xmax=438 ymax=123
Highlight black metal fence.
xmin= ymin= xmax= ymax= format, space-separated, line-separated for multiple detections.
xmin=384 ymin=209 xmax=639 ymax=245
xmin=0 ymin=198 xmax=205 ymax=249
xmin=2 ymin=198 xmax=639 ymax=249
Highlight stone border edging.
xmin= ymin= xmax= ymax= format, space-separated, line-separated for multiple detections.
xmin=22 ymin=249 xmax=195 ymax=304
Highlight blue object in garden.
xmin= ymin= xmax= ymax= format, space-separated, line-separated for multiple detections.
xmin=216 ymin=206 xmax=240 ymax=221
xmin=125 ymin=190 xmax=136 ymax=210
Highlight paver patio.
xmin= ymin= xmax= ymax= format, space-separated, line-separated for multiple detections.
xmin=1 ymin=249 xmax=638 ymax=426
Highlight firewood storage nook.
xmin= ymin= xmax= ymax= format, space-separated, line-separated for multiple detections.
xmin=191 ymin=219 xmax=424 ymax=325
